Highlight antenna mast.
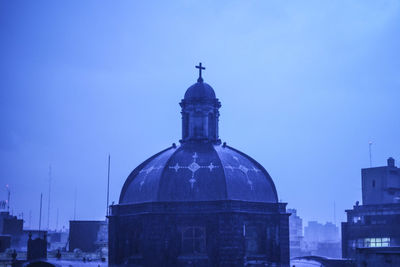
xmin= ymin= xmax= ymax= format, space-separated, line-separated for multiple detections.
xmin=106 ymin=154 xmax=111 ymax=217
xmin=39 ymin=193 xmax=43 ymax=232
xmin=47 ymin=165 xmax=52 ymax=230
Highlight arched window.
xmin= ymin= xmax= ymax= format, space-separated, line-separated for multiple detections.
xmin=129 ymin=230 xmax=141 ymax=255
xmin=192 ymin=115 xmax=204 ymax=138
xmin=181 ymin=226 xmax=206 ymax=255
xmin=183 ymin=114 xmax=189 ymax=139
xmin=125 ymin=226 xmax=141 ymax=256
xmin=208 ymin=112 xmax=215 ymax=139
xmin=245 ymin=225 xmax=259 ymax=254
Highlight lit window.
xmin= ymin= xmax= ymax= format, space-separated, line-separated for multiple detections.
xmin=362 ymin=237 xmax=390 ymax=247
xmin=353 ymin=216 xmax=361 ymax=223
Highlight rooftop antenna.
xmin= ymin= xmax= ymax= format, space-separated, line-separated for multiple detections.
xmin=39 ymin=193 xmax=43 ymax=232
xmin=6 ymin=184 xmax=10 ymax=212
xmin=369 ymin=141 xmax=373 ymax=167
xmin=73 ymin=187 xmax=77 ymax=221
xmin=47 ymin=165 xmax=52 ymax=230
xmin=106 ymin=154 xmax=111 ymax=217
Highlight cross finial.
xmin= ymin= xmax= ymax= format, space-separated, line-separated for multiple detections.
xmin=195 ymin=62 xmax=205 ymax=82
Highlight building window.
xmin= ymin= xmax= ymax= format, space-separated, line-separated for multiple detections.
xmin=181 ymin=227 xmax=206 ymax=255
xmin=191 ymin=116 xmax=203 ymax=138
xmin=208 ymin=113 xmax=215 ymax=139
xmin=357 ymin=237 xmax=391 ymax=248
xmin=353 ymin=216 xmax=362 ymax=223
xmin=183 ymin=114 xmax=189 ymax=139
xmin=127 ymin=228 xmax=141 ymax=255
xmin=372 ymin=180 xmax=376 ymax=187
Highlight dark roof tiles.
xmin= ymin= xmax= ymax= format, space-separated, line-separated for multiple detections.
xmin=119 ymin=142 xmax=278 ymax=204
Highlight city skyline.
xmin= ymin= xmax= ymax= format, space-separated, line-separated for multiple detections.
xmin=1 ymin=0 xmax=400 ymax=231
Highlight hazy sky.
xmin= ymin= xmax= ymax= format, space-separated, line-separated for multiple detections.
xmin=1 ymin=0 xmax=399 ymax=231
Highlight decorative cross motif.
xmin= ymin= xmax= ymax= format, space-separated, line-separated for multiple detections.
xmin=138 ymin=165 xmax=163 ymax=191
xmin=195 ymin=62 xmax=205 ymax=82
xmin=225 ymin=155 xmax=260 ymax=190
xmin=169 ymin=152 xmax=219 ymax=189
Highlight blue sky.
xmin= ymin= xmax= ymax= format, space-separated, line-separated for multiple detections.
xmin=0 ymin=0 xmax=399 ymax=230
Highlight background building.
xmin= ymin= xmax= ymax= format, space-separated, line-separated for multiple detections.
xmin=304 ymin=221 xmax=340 ymax=244
xmin=0 ymin=210 xmax=52 ymax=252
xmin=303 ymin=221 xmax=341 ymax=258
xmin=362 ymin=157 xmax=400 ymax=205
xmin=342 ymin=157 xmax=400 ymax=258
xmin=288 ymin=208 xmax=303 ymax=258
xmin=0 ymin=211 xmax=23 ymax=248
xmin=69 ymin=220 xmax=108 ymax=253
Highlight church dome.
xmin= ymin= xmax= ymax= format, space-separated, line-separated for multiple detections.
xmin=119 ymin=142 xmax=278 ymax=204
xmin=119 ymin=63 xmax=278 ymax=205
xmin=184 ymin=81 xmax=216 ymax=100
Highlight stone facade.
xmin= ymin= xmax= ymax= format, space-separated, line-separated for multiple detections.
xmin=109 ymin=201 xmax=289 ymax=266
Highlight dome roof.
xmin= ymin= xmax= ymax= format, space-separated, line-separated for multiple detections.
xmin=119 ymin=142 xmax=278 ymax=204
xmin=184 ymin=82 xmax=216 ymax=100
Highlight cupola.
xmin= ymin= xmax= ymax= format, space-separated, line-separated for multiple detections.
xmin=180 ymin=63 xmax=221 ymax=144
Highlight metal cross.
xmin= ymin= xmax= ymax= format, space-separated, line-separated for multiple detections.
xmin=195 ymin=62 xmax=205 ymax=82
